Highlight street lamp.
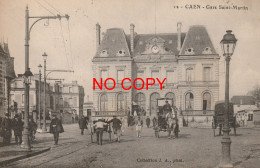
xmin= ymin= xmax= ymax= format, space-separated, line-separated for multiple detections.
xmin=38 ymin=64 xmax=42 ymax=130
xmin=42 ymin=52 xmax=48 ymax=132
xmin=21 ymin=68 xmax=33 ymax=151
xmin=219 ymin=30 xmax=237 ymax=168
xmin=23 ymin=5 xmax=69 ymax=150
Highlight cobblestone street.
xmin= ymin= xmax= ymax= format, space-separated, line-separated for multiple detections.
xmin=3 ymin=124 xmax=260 ymax=168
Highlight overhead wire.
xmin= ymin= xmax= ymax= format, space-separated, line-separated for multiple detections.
xmin=67 ymin=20 xmax=74 ymax=71
xmin=35 ymin=0 xmax=56 ymax=16
xmin=41 ymin=0 xmax=74 ymax=71
xmin=59 ymin=20 xmax=70 ymax=70
xmin=41 ymin=0 xmax=63 ymax=15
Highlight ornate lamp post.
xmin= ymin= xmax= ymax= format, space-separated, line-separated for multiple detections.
xmin=23 ymin=5 xmax=69 ymax=150
xmin=219 ymin=30 xmax=237 ymax=168
xmin=42 ymin=52 xmax=48 ymax=132
xmin=38 ymin=64 xmax=42 ymax=130
xmin=21 ymin=68 xmax=33 ymax=151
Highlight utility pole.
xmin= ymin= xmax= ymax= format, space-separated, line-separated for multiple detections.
xmin=42 ymin=55 xmax=74 ymax=131
xmin=38 ymin=64 xmax=42 ymax=130
xmin=43 ymin=52 xmax=47 ymax=132
xmin=21 ymin=5 xmax=69 ymax=150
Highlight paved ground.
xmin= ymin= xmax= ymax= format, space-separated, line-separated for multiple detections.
xmin=2 ymin=124 xmax=260 ymax=168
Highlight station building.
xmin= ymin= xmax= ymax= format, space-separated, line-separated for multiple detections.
xmin=92 ymin=23 xmax=220 ymax=123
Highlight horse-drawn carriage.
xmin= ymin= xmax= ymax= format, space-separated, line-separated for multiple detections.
xmin=212 ymin=101 xmax=236 ymax=136
xmin=154 ymin=98 xmax=179 ymax=138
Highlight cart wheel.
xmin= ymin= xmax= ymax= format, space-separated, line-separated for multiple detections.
xmin=155 ymin=129 xmax=159 ymax=138
xmin=90 ymin=129 xmax=94 ymax=143
xmin=99 ymin=133 xmax=102 ymax=145
xmin=109 ymin=131 xmax=112 ymax=142
xmin=175 ymin=124 xmax=179 ymax=138
xmin=90 ymin=133 xmax=93 ymax=143
xmin=175 ymin=131 xmax=178 ymax=138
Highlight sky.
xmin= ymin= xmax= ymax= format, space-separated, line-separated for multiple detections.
xmin=0 ymin=0 xmax=260 ymax=101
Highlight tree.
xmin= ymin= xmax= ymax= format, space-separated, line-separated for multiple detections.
xmin=247 ymin=84 xmax=260 ymax=107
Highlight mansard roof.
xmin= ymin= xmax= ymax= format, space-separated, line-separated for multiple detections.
xmin=0 ymin=44 xmax=5 ymax=55
xmin=179 ymin=25 xmax=217 ymax=55
xmin=126 ymin=33 xmax=186 ymax=55
xmin=95 ymin=24 xmax=217 ymax=58
xmin=95 ymin=28 xmax=131 ymax=57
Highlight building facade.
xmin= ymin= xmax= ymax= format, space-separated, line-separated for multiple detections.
xmin=10 ymin=75 xmax=52 ymax=119
xmin=0 ymin=42 xmax=16 ymax=117
xmin=83 ymin=95 xmax=93 ymax=117
xmin=92 ymin=23 xmax=220 ymax=121
xmin=55 ymin=81 xmax=85 ymax=119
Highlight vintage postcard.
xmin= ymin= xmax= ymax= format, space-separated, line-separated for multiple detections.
xmin=0 ymin=0 xmax=260 ymax=167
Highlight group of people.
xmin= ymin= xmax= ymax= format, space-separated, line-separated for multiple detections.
xmin=91 ymin=116 xmax=122 ymax=145
xmin=0 ymin=112 xmax=37 ymax=146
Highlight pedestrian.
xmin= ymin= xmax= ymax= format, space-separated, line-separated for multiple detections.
xmin=135 ymin=116 xmax=143 ymax=138
xmin=12 ymin=114 xmax=24 ymax=145
xmin=1 ymin=113 xmax=12 ymax=145
xmin=78 ymin=115 xmax=87 ymax=135
xmin=29 ymin=117 xmax=37 ymax=142
xmin=152 ymin=116 xmax=157 ymax=128
xmin=166 ymin=111 xmax=176 ymax=139
xmin=146 ymin=116 xmax=150 ymax=128
xmin=107 ymin=116 xmax=122 ymax=143
xmin=93 ymin=119 xmax=106 ymax=145
xmin=49 ymin=114 xmax=64 ymax=145
xmin=134 ymin=110 xmax=137 ymax=117
xmin=163 ymin=100 xmax=172 ymax=116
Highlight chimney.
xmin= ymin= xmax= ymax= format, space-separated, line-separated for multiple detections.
xmin=96 ymin=23 xmax=101 ymax=51
xmin=87 ymin=95 xmax=89 ymax=102
xmin=177 ymin=22 xmax=182 ymax=51
xmin=130 ymin=24 xmax=135 ymax=53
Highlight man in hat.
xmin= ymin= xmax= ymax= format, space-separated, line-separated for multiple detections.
xmin=12 ymin=114 xmax=24 ymax=145
xmin=28 ymin=116 xmax=37 ymax=142
xmin=78 ymin=115 xmax=87 ymax=135
xmin=107 ymin=116 xmax=122 ymax=143
xmin=165 ymin=109 xmax=177 ymax=139
xmin=93 ymin=118 xmax=107 ymax=145
xmin=1 ymin=112 xmax=12 ymax=145
xmin=135 ymin=116 xmax=143 ymax=138
xmin=49 ymin=114 xmax=64 ymax=145
xmin=146 ymin=116 xmax=150 ymax=128
xmin=163 ymin=100 xmax=172 ymax=116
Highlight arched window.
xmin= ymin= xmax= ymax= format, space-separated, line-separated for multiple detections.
xmin=150 ymin=92 xmax=160 ymax=116
xmin=117 ymin=93 xmax=125 ymax=111
xmin=135 ymin=93 xmax=146 ymax=111
xmin=185 ymin=92 xmax=194 ymax=110
xmin=100 ymin=94 xmax=108 ymax=111
xmin=203 ymin=92 xmax=211 ymax=110
xmin=165 ymin=92 xmax=175 ymax=106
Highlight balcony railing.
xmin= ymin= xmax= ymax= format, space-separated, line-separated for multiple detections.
xmin=178 ymin=81 xmax=219 ymax=87
xmin=94 ymin=111 xmax=127 ymax=117
xmin=181 ymin=110 xmax=215 ymax=116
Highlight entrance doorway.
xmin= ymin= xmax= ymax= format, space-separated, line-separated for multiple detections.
xmin=150 ymin=92 xmax=160 ymax=116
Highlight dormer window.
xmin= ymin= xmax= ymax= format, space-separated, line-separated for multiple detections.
xmin=202 ymin=47 xmax=212 ymax=54
xmin=185 ymin=48 xmax=195 ymax=55
xmin=116 ymin=50 xmax=126 ymax=56
xmin=100 ymin=50 xmax=108 ymax=57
